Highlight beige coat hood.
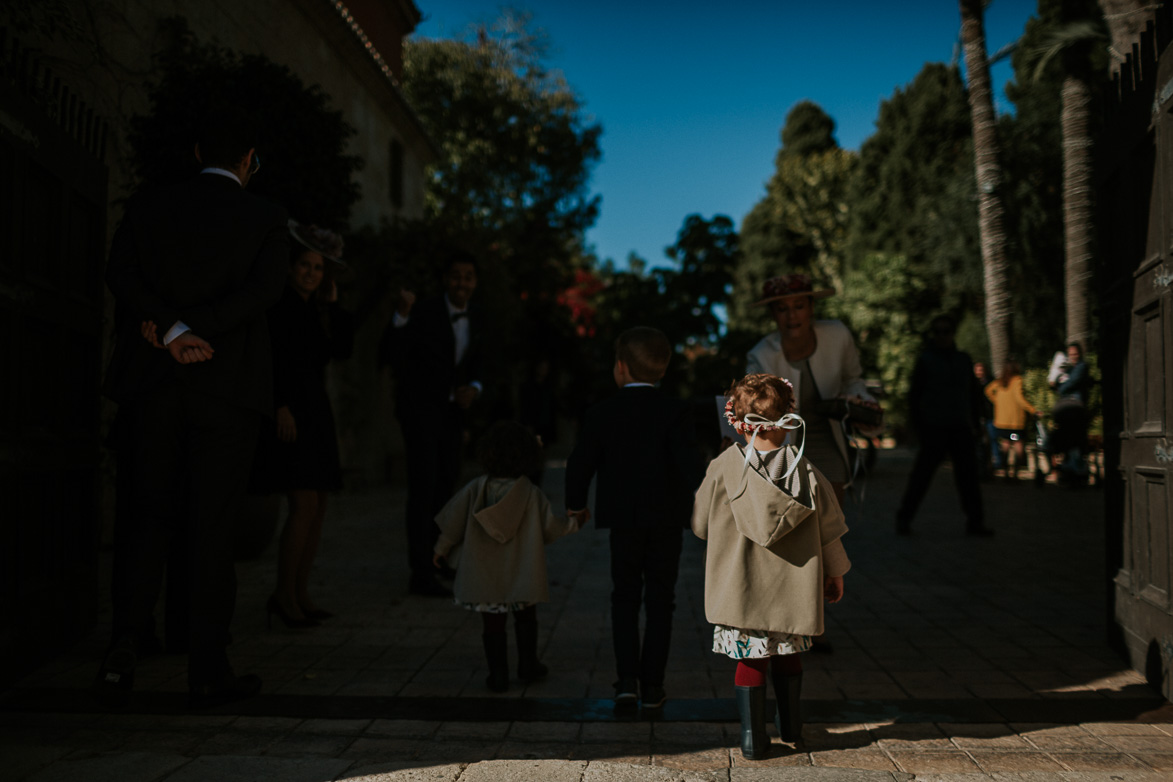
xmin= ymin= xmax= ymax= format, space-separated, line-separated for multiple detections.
xmin=434 ymin=475 xmax=576 ymax=605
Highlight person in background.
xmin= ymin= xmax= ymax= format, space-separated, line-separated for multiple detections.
xmin=254 ymin=221 xmax=354 ymax=628
xmin=745 ymin=273 xmax=879 ymax=504
xmin=1049 ymin=342 xmax=1092 ymax=484
xmin=97 ymin=109 xmax=287 ymax=709
xmin=745 ymin=273 xmax=877 ymax=652
xmin=380 ymin=252 xmax=483 ymax=597
xmin=895 ymin=316 xmax=991 ymax=536
xmin=985 ymin=357 xmax=1038 ymax=482
xmin=973 ymin=361 xmax=999 ymax=477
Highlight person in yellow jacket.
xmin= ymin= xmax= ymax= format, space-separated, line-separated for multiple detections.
xmin=984 ymin=358 xmax=1037 ymax=479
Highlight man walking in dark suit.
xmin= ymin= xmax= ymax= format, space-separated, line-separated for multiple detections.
xmin=96 ymin=110 xmax=289 ymax=708
xmin=380 ymin=252 xmax=483 ymax=596
xmin=565 ymin=327 xmax=703 ymax=710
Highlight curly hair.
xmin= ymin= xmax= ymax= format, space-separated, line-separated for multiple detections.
xmin=725 ymin=373 xmax=796 ymax=424
xmin=476 ymin=420 xmax=543 ymax=479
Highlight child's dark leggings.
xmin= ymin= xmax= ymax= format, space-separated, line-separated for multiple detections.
xmin=734 ymin=653 xmax=802 ymax=686
xmin=481 ymin=605 xmax=536 ymax=632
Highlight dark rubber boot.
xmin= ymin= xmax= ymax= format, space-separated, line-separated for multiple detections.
xmin=514 ymin=609 xmax=548 ymax=683
xmin=734 ymin=684 xmax=770 ymax=760
xmin=772 ymin=672 xmax=803 ymax=743
xmin=482 ymin=631 xmax=509 ymax=692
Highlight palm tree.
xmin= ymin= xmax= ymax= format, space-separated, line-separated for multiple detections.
xmin=1027 ymin=17 xmax=1106 ymax=347
xmin=960 ymin=0 xmax=1013 ymax=373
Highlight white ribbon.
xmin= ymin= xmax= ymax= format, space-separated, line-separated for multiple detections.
xmin=740 ymin=412 xmax=806 ymax=481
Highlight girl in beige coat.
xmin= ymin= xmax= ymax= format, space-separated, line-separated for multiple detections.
xmin=433 ymin=421 xmax=579 ymax=692
xmin=693 ymin=374 xmax=850 ymax=760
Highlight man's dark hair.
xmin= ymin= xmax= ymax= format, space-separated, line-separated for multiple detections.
xmin=442 ymin=249 xmax=479 ymax=275
xmin=197 ymin=107 xmax=259 ymax=170
xmin=930 ymin=314 xmax=956 ymax=333
xmin=615 ymin=326 xmax=671 ymax=383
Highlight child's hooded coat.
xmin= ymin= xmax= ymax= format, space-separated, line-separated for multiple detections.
xmin=692 ymin=445 xmax=850 ymax=636
xmin=434 ymin=475 xmax=575 ymax=605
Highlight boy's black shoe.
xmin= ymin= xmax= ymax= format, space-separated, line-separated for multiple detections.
xmin=613 ymin=677 xmax=638 ymax=703
xmin=641 ymin=685 xmax=667 ymax=709
xmin=189 ymin=673 xmax=262 ymax=710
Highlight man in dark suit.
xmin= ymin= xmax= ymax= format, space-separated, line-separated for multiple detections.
xmin=380 ymin=252 xmax=483 ymax=596
xmin=96 ymin=110 xmax=289 ymax=708
xmin=565 ymin=327 xmax=703 ymax=710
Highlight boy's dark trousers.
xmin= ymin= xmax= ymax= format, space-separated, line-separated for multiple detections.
xmin=609 ymin=526 xmax=683 ymax=688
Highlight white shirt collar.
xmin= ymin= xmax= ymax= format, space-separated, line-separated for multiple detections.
xmin=624 ymin=382 xmax=654 ymax=388
xmin=201 ymin=167 xmax=242 ymax=185
xmin=445 ymin=295 xmax=468 ymax=315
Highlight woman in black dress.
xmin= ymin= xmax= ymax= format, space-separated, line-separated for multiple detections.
xmin=259 ymin=221 xmax=353 ymax=627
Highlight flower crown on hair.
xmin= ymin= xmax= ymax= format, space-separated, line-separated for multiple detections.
xmin=723 ymin=377 xmax=796 ymax=435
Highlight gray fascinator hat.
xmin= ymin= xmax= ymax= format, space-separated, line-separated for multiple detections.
xmin=288 ymin=219 xmax=347 ymax=268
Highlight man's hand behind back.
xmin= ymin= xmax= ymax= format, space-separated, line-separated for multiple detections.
xmin=167 ymin=332 xmax=215 ymax=364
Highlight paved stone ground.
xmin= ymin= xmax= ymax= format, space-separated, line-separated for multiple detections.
xmin=3 ymin=446 xmax=1171 ymax=781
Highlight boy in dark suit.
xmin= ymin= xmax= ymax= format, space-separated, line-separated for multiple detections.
xmin=565 ymin=327 xmax=703 ymax=709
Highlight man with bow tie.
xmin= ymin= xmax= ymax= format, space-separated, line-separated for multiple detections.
xmin=380 ymin=252 xmax=483 ymax=596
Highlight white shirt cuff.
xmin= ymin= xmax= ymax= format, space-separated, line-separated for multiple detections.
xmin=393 ymin=311 xmax=409 ymax=328
xmin=163 ymin=321 xmax=191 ymax=345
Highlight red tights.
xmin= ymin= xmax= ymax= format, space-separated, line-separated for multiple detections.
xmin=734 ymin=654 xmax=802 ymax=687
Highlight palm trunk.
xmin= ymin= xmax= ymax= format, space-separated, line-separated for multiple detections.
xmin=1061 ymin=74 xmax=1094 ymax=346
xmin=960 ymin=0 xmax=1013 ymax=374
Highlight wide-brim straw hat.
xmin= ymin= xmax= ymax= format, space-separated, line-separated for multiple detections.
xmin=753 ymin=273 xmax=835 ymax=306
xmin=288 ymin=219 xmax=348 ymax=269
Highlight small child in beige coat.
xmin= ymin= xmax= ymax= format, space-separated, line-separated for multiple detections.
xmin=693 ymin=373 xmax=851 ymax=760
xmin=433 ymin=421 xmax=578 ymax=692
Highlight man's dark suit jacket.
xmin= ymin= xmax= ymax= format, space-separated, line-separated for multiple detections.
xmin=104 ymin=174 xmax=289 ymax=415
xmin=565 ymin=386 xmax=704 ymax=530
xmin=379 ymin=295 xmax=483 ymax=418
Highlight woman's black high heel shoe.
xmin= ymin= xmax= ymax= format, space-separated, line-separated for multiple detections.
xmin=266 ymin=596 xmax=319 ymax=629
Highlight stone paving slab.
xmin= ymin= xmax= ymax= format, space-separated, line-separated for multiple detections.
xmin=3 ymin=449 xmax=1171 ymax=780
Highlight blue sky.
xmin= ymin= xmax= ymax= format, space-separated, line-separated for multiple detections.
xmin=413 ymin=1 xmax=1036 ymax=269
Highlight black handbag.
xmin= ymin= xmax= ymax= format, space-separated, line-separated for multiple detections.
xmin=814 ymin=398 xmax=884 ymax=427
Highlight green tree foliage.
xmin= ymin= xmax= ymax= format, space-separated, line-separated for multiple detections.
xmin=128 ymin=18 xmax=361 ymax=227
xmin=835 ymin=254 xmax=931 ymax=432
xmin=399 ymin=11 xmax=602 ymax=365
xmin=846 ymin=64 xmax=974 ymax=291
xmin=402 ymin=13 xmax=600 ymax=268
xmin=583 ymin=215 xmax=741 ymax=403
xmin=733 ymin=102 xmax=855 ymax=331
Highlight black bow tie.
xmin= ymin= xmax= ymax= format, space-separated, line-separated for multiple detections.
xmin=451 ymin=311 xmax=469 ymax=322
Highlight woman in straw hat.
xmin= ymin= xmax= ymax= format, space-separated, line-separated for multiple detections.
xmin=255 ymin=220 xmax=354 ymax=628
xmin=746 ymin=273 xmax=878 ymax=504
